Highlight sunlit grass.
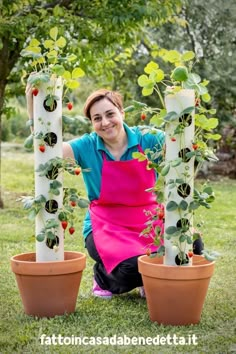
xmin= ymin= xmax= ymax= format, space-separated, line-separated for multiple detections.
xmin=1 ymin=145 xmax=236 ymax=354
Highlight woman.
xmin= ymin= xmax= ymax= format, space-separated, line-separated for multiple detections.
xmin=26 ymin=87 xmax=165 ymax=298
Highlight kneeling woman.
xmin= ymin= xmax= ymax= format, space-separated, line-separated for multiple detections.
xmin=63 ymin=89 xmax=165 ymax=298
xmin=25 ymin=86 xmax=168 ymax=298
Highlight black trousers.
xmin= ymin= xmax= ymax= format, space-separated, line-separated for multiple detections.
xmin=85 ymin=232 xmax=204 ymax=294
xmin=193 ymin=237 xmax=204 ymax=255
xmin=85 ymin=232 xmax=143 ymax=294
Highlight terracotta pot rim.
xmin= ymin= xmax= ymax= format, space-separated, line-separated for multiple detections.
xmin=139 ymin=254 xmax=214 ymax=267
xmin=11 ymin=251 xmax=86 ymax=276
xmin=138 ymin=255 xmax=215 ymax=280
xmin=11 ymin=251 xmax=85 ymax=262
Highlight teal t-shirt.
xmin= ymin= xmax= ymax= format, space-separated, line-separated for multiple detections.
xmin=69 ymin=123 xmax=165 ymax=238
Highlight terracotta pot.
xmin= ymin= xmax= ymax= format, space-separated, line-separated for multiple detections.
xmin=11 ymin=251 xmax=86 ymax=318
xmin=138 ymin=255 xmax=215 ymax=325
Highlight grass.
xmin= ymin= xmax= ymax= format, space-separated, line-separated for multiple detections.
xmin=1 ymin=142 xmax=236 ymax=353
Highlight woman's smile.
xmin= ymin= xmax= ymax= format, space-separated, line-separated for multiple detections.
xmin=90 ymin=98 xmax=125 ymax=143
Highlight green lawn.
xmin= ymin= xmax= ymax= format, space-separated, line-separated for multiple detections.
xmin=1 ymin=143 xmax=236 ymax=354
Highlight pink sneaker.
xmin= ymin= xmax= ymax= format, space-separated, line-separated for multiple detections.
xmin=93 ymin=279 xmax=113 ymax=299
xmin=139 ymin=286 xmax=146 ymax=298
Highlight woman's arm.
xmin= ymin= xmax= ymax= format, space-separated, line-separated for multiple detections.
xmin=63 ymin=142 xmax=75 ymax=160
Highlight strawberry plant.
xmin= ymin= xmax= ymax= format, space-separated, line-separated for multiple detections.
xmin=132 ymin=48 xmax=221 ymax=266
xmin=19 ymin=28 xmax=88 ymax=262
xmin=19 ymin=156 xmax=89 ymax=252
xmin=21 ymin=26 xmax=85 ymax=110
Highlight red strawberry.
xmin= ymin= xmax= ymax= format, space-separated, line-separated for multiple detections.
xmin=67 ymin=102 xmax=73 ymax=110
xmin=70 ymin=200 xmax=77 ymax=207
xmin=32 ymin=88 xmax=39 ymax=96
xmin=171 ymin=137 xmax=176 ymax=142
xmin=69 ymin=227 xmax=75 ymax=235
xmin=39 ymin=144 xmax=45 ymax=153
xmin=74 ymin=167 xmax=81 ymax=175
xmin=195 ymin=98 xmax=201 ymax=107
xmin=188 ymin=251 xmax=193 ymax=258
xmin=192 ymin=143 xmax=199 ymax=150
xmin=157 ymin=209 xmax=165 ymax=220
xmin=146 ymin=248 xmax=151 ymax=256
xmin=61 ymin=220 xmax=68 ymax=230
xmin=141 ymin=113 xmax=146 ymax=120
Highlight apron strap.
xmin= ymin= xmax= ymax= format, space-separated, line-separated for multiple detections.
xmin=101 ymin=144 xmax=144 ymax=160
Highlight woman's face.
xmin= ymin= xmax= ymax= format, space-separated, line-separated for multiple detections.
xmin=90 ymin=98 xmax=125 ymax=143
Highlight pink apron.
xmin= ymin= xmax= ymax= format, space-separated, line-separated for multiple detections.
xmin=89 ymin=146 xmax=163 ymax=273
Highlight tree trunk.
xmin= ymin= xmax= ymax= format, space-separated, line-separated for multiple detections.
xmin=0 ymin=46 xmax=8 ymax=209
xmin=0 ymin=33 xmax=24 ymax=208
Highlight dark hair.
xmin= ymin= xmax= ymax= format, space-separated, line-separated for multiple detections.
xmin=83 ymin=88 xmax=123 ymax=120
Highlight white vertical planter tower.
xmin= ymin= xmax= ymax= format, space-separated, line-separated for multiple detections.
xmin=164 ymin=89 xmax=195 ymax=266
xmin=33 ymin=78 xmax=64 ymax=262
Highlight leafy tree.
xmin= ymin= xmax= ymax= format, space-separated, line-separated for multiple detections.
xmin=0 ymin=0 xmax=181 ymax=117
xmin=134 ymin=0 xmax=236 ymax=125
xmin=0 ymin=0 xmax=182 ymax=207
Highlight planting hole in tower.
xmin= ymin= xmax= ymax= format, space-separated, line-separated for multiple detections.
xmin=45 ymin=200 xmax=58 ymax=214
xmin=176 ymin=218 xmax=190 ymax=232
xmin=43 ymin=99 xmax=57 ymax=112
xmin=175 ymin=253 xmax=189 ymax=266
xmin=46 ymin=236 xmax=60 ymax=249
xmin=175 ymin=217 xmax=191 ymax=265
xmin=44 ymin=132 xmax=57 ymax=147
xmin=177 ymin=183 xmax=191 ymax=198
xmin=179 ymin=113 xmax=192 ymax=127
xmin=46 ymin=167 xmax=59 ymax=180
xmin=179 ymin=148 xmax=191 ymax=163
